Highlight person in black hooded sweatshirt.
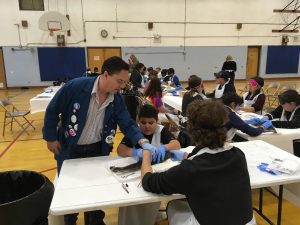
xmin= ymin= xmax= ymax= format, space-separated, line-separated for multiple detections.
xmin=141 ymin=100 xmax=255 ymax=225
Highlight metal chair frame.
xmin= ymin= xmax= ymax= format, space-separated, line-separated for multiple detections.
xmin=263 ymin=82 xmax=281 ymax=111
xmin=0 ymin=99 xmax=35 ymax=136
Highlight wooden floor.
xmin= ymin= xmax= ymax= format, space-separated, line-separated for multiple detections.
xmin=0 ymin=78 xmax=300 ymax=225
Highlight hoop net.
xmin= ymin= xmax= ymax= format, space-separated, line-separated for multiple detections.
xmin=48 ymin=28 xmax=60 ymax=36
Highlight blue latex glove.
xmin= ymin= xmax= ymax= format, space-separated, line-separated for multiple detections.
xmin=262 ymin=120 xmax=273 ymax=129
xmin=175 ymin=86 xmax=183 ymax=90
xmin=170 ymin=150 xmax=185 ymax=161
xmin=132 ymin=148 xmax=143 ymax=161
xmin=156 ymin=145 xmax=167 ymax=163
xmin=244 ymin=117 xmax=261 ymax=125
xmin=167 ymin=89 xmax=177 ymax=93
xmin=142 ymin=143 xmax=158 ymax=162
xmin=259 ymin=117 xmax=269 ymax=123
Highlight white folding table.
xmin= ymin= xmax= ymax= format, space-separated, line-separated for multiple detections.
xmin=30 ymin=86 xmax=61 ymax=113
xmin=49 ymin=140 xmax=300 ymax=225
xmin=163 ymin=95 xmax=183 ymax=112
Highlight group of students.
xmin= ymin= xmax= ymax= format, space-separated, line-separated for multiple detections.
xmin=182 ymin=72 xmax=300 ymax=137
xmin=126 ymin=60 xmax=182 ymax=120
xmin=43 ymin=56 xmax=300 ymax=225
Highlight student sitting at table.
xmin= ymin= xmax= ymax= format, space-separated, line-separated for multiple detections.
xmin=181 ymin=75 xmax=207 ymax=117
xmin=160 ymin=69 xmax=168 ymax=83
xmin=141 ymin=100 xmax=255 ymax=225
xmin=117 ymin=104 xmax=181 ymax=161
xmin=240 ymin=76 xmax=265 ymax=114
xmin=144 ymin=69 xmax=158 ymax=91
xmin=168 ymin=68 xmax=181 ymax=87
xmin=222 ymin=93 xmax=271 ymax=142
xmin=144 ymin=77 xmax=169 ymax=113
xmin=206 ymin=70 xmax=236 ymax=99
xmin=263 ymin=89 xmax=300 ymax=128
xmin=117 ymin=104 xmax=181 ymax=225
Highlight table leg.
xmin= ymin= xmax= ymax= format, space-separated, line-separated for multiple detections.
xmin=253 ymin=185 xmax=283 ymax=225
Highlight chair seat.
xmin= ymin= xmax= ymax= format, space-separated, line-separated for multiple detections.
xmin=6 ymin=111 xmax=30 ymax=117
xmin=0 ymin=99 xmax=34 ymax=135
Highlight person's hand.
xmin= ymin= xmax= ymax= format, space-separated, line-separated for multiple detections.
xmin=244 ymin=118 xmax=261 ymax=125
xmin=47 ymin=141 xmax=61 ymax=155
xmin=142 ymin=143 xmax=158 ymax=162
xmin=262 ymin=120 xmax=273 ymax=129
xmin=170 ymin=150 xmax=185 ymax=161
xmin=156 ymin=145 xmax=167 ymax=163
xmin=132 ymin=148 xmax=143 ymax=161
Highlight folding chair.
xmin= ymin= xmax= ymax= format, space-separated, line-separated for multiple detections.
xmin=263 ymin=82 xmax=281 ymax=111
xmin=0 ymin=99 xmax=35 ymax=136
xmin=237 ymin=83 xmax=248 ymax=96
xmin=279 ymin=84 xmax=296 ymax=92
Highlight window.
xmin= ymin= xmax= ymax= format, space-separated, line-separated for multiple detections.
xmin=19 ymin=0 xmax=44 ymax=11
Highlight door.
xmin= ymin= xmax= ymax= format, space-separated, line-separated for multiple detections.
xmin=246 ymin=46 xmax=260 ymax=80
xmin=87 ymin=48 xmax=121 ymax=72
xmin=0 ymin=48 xmax=7 ymax=88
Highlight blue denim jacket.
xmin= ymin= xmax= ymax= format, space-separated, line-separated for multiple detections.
xmin=43 ymin=77 xmax=143 ymax=164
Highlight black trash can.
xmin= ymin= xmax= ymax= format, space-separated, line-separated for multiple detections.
xmin=0 ymin=170 xmax=54 ymax=225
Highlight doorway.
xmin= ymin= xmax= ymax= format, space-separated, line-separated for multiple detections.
xmin=246 ymin=46 xmax=261 ymax=80
xmin=87 ymin=47 xmax=121 ymax=72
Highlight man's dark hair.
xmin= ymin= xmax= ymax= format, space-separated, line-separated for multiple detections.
xmin=138 ymin=104 xmax=158 ymax=120
xmin=101 ymin=56 xmax=129 ymax=75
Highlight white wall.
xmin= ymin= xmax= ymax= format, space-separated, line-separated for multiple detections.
xmin=0 ymin=0 xmax=299 ymax=47
xmin=2 ymin=47 xmax=52 ymax=87
xmin=122 ymin=46 xmax=247 ymax=81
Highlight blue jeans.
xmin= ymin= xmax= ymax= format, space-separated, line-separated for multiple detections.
xmin=60 ymin=141 xmax=106 ymax=225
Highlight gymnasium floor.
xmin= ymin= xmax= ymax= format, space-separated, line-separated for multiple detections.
xmin=0 ymin=79 xmax=300 ymax=225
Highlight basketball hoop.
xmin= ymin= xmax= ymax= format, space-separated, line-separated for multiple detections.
xmin=38 ymin=11 xmax=71 ymax=35
xmin=48 ymin=28 xmax=59 ymax=36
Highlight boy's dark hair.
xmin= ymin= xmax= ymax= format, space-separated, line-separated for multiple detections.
xmin=168 ymin=68 xmax=175 ymax=75
xmin=161 ymin=69 xmax=167 ymax=76
xmin=278 ymin=89 xmax=300 ymax=105
xmin=101 ymin=56 xmax=129 ymax=75
xmin=147 ymin=67 xmax=154 ymax=72
xmin=138 ymin=104 xmax=158 ymax=120
xmin=222 ymin=92 xmax=243 ymax=106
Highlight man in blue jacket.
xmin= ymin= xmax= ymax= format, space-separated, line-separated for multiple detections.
xmin=43 ymin=56 xmax=157 ymax=225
